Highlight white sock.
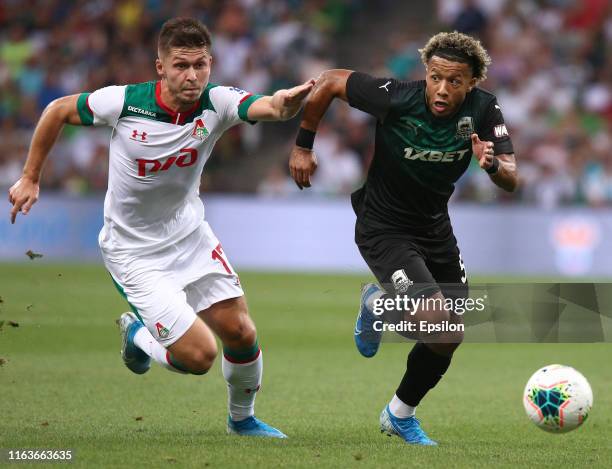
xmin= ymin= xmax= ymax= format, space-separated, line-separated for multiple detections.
xmin=133 ymin=326 xmax=186 ymax=374
xmin=222 ymin=349 xmax=262 ymax=421
xmin=389 ymin=394 xmax=416 ymax=418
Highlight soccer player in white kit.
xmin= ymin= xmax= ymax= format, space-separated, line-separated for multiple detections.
xmin=8 ymin=17 xmax=315 ymax=438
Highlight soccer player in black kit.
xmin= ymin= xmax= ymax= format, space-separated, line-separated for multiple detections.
xmin=289 ymin=31 xmax=518 ymax=445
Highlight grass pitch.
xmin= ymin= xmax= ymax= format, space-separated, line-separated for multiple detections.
xmin=1 ymin=263 xmax=611 ymax=468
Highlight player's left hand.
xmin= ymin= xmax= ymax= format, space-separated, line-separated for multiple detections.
xmin=471 ymin=133 xmax=495 ymax=170
xmin=276 ymin=79 xmax=315 ymax=119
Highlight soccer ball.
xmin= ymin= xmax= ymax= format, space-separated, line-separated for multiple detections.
xmin=523 ymin=364 xmax=593 ymax=433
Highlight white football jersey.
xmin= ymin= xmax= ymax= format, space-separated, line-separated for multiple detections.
xmin=76 ymin=81 xmax=262 ymax=255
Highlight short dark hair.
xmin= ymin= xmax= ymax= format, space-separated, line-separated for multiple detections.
xmin=419 ymin=31 xmax=491 ymax=82
xmin=158 ymin=17 xmax=212 ymax=55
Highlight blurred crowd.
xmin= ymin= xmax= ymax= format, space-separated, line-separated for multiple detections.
xmin=1 ymin=0 xmax=611 ymax=208
xmin=0 ymin=0 xmax=360 ymax=194
xmin=438 ymin=0 xmax=612 ymax=208
xmin=262 ymin=0 xmax=612 ymax=207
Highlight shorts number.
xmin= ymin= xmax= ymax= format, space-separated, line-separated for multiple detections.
xmin=212 ymin=243 xmax=232 ymax=274
xmin=459 ymin=253 xmax=467 ymax=284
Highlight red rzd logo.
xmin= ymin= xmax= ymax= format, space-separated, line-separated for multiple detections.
xmin=136 ymin=148 xmax=198 ymax=177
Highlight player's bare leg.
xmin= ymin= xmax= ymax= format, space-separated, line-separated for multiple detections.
xmin=199 ymin=296 xmax=286 ymax=438
xmin=165 ymin=319 xmax=218 ymax=374
xmin=120 ymin=311 xmax=217 ymax=374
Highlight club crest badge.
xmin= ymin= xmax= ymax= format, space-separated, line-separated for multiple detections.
xmin=156 ymin=322 xmax=170 ymax=339
xmin=192 ymin=118 xmax=209 ymax=140
xmin=456 ymin=116 xmax=474 ymax=141
xmin=391 ymin=269 xmax=413 ymax=293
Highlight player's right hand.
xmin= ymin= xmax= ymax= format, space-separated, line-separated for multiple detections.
xmin=289 ymin=146 xmax=318 ymax=189
xmin=8 ymin=177 xmax=40 ymax=224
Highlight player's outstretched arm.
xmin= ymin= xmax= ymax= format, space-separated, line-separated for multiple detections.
xmin=470 ymin=133 xmax=518 ymax=192
xmin=289 ymin=69 xmax=353 ymax=189
xmin=247 ymin=79 xmax=315 ymax=122
xmin=9 ymin=94 xmax=84 ymax=223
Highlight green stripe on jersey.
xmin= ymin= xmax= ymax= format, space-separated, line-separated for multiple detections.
xmin=238 ymin=94 xmax=263 ymax=123
xmin=76 ymin=93 xmax=93 ymax=126
xmin=119 ymin=81 xmax=217 ymax=124
xmin=120 ymin=81 xmax=169 ymax=122
xmin=109 ymin=275 xmax=143 ymax=323
xmin=188 ymin=83 xmax=217 ymax=121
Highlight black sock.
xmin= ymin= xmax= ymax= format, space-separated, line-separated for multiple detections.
xmin=395 ymin=342 xmax=452 ymax=407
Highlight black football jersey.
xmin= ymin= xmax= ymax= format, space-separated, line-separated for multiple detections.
xmin=346 ymin=72 xmax=514 ymax=235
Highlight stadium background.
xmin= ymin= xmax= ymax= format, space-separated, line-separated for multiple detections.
xmin=1 ymin=1 xmax=611 ymax=467
xmin=0 ymin=0 xmax=611 ymax=275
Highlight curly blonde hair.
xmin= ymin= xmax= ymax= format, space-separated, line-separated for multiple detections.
xmin=419 ymin=31 xmax=491 ymax=82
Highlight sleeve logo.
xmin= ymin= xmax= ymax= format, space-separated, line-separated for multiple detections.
xmin=494 ymin=124 xmax=509 ymax=138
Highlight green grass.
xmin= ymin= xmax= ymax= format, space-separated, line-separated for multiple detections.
xmin=0 ymin=263 xmax=611 ymax=468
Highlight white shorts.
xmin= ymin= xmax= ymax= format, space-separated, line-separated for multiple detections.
xmin=103 ymin=221 xmax=244 ymax=347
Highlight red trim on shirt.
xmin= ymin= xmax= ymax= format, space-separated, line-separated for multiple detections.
xmin=238 ymin=93 xmax=252 ymax=104
xmin=155 ymin=81 xmax=201 ymax=125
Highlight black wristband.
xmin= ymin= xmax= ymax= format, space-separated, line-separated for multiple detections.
xmin=486 ymin=156 xmax=500 ymax=174
xmin=296 ymin=127 xmax=316 ymax=150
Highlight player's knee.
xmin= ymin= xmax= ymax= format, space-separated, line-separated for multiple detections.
xmin=443 ymin=326 xmax=464 ymax=353
xmin=415 ymin=303 xmax=451 ymax=328
xmin=418 ymin=296 xmax=464 ymax=351
xmin=447 ymin=304 xmax=465 ymax=346
xmin=440 ymin=313 xmax=464 ymax=351
xmin=454 ymin=327 xmax=464 ymax=345
xmin=187 ymin=346 xmax=218 ymax=375
xmin=223 ymin=315 xmax=257 ymax=348
xmin=446 ymin=327 xmax=464 ymax=349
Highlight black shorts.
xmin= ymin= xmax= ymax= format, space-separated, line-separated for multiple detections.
xmin=355 ymin=220 xmax=468 ymax=301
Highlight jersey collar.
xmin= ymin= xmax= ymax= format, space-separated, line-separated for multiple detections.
xmin=155 ymin=81 xmax=202 ymax=125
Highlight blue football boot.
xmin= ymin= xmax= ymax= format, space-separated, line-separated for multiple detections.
xmin=354 ymin=283 xmax=384 ymax=357
xmin=119 ymin=312 xmax=151 ymax=375
xmin=227 ymin=416 xmax=287 ymax=438
xmin=380 ymin=405 xmax=437 ymax=446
